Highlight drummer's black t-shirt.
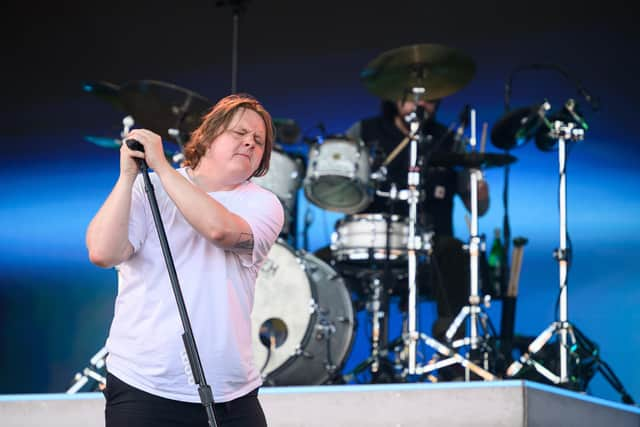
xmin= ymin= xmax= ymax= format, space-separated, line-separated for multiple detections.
xmin=355 ymin=115 xmax=464 ymax=237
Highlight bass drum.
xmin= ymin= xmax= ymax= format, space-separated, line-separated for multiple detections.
xmin=252 ymin=240 xmax=355 ymax=386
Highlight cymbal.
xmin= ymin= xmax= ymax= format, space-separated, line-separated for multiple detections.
xmin=84 ymin=135 xmax=181 ymax=164
xmin=84 ymin=135 xmax=121 ymax=149
xmin=82 ymin=80 xmax=124 ymax=110
xmin=118 ymin=80 xmax=212 ymax=143
xmin=428 ymin=152 xmax=517 ymax=169
xmin=490 ymin=104 xmax=547 ymax=150
xmin=84 ymin=80 xmax=212 ymax=144
xmin=360 ymin=44 xmax=476 ymax=101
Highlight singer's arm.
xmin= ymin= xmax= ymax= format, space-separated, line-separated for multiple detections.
xmin=130 ymin=129 xmax=255 ymax=255
xmin=86 ymin=143 xmax=141 ymax=268
xmin=154 ymin=162 xmax=255 ymax=254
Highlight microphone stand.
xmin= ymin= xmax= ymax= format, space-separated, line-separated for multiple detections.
xmin=125 ymin=136 xmax=218 ymax=427
xmin=216 ymin=0 xmax=251 ymax=94
xmin=505 ymin=104 xmax=584 ymax=387
xmin=441 ymin=108 xmax=498 ymax=379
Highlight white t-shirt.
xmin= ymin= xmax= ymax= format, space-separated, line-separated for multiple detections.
xmin=106 ymin=167 xmax=284 ymax=403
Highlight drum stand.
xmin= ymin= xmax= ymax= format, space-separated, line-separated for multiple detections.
xmin=438 ymin=109 xmax=499 ymax=379
xmin=506 ymin=115 xmax=586 ymax=385
xmin=66 ymin=346 xmax=108 ymax=393
xmin=378 ymin=89 xmax=495 ymax=381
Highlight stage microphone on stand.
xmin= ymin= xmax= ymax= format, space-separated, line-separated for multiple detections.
xmin=452 ymin=104 xmax=471 ymax=150
xmin=125 ymin=139 xmax=148 ymax=171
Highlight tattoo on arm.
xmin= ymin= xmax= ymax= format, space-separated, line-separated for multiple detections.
xmin=233 ymin=232 xmax=254 ymax=253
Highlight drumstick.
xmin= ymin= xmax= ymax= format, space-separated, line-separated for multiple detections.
xmin=480 ymin=122 xmax=488 ymax=153
xmin=383 ymin=136 xmax=410 ymax=166
xmin=507 ymin=237 xmax=528 ymax=297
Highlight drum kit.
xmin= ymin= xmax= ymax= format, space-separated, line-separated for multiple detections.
xmin=69 ymin=43 xmax=526 ymax=393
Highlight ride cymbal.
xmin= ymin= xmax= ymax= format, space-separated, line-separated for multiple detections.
xmin=360 ymin=43 xmax=476 ymax=101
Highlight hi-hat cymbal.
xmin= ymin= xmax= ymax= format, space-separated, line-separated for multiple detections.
xmin=84 ymin=135 xmax=121 ymax=149
xmin=83 ymin=80 xmax=212 ymax=144
xmin=360 ymin=44 xmax=476 ymax=101
xmin=428 ymin=152 xmax=517 ymax=169
xmin=84 ymin=135 xmax=181 ymax=164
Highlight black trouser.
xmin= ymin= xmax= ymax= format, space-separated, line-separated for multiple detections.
xmin=104 ymin=373 xmax=267 ymax=427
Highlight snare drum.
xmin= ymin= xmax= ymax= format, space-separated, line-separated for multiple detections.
xmin=303 ymin=138 xmax=373 ymax=214
xmin=252 ymin=240 xmax=355 ymax=386
xmin=331 ymin=214 xmax=410 ymax=262
xmin=252 ymin=149 xmax=304 ymax=236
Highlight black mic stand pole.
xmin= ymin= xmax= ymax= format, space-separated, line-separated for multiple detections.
xmin=125 ymin=136 xmax=218 ymax=427
xmin=216 ymin=0 xmax=251 ymax=94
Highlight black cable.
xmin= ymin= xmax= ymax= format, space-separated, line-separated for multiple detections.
xmin=504 ymin=63 xmax=600 ymax=113
xmin=502 ymin=159 xmax=511 ymax=285
xmin=260 ymin=346 xmax=272 ymax=374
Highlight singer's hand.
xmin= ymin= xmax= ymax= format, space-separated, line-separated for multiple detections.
xmin=124 ymin=129 xmax=171 ymax=173
xmin=119 ymin=137 xmax=145 ymax=178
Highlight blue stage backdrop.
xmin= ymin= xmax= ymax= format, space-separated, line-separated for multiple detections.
xmin=0 ymin=1 xmax=637 ymax=406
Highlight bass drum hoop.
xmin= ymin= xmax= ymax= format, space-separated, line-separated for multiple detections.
xmin=256 ymin=242 xmax=355 ymax=386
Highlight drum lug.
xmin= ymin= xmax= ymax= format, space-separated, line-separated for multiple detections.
xmin=309 ymin=299 xmax=318 ymax=314
xmin=325 ymin=363 xmax=337 ymax=374
xmin=294 ymin=345 xmax=314 ymax=359
xmin=327 ymin=271 xmax=340 ymax=281
xmin=315 ymin=322 xmax=336 ymax=340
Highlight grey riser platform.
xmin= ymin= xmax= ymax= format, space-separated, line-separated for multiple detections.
xmin=1 ymin=380 xmax=638 ymax=427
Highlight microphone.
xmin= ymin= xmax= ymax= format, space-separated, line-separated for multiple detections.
xmin=125 ymin=139 xmax=147 ymax=170
xmin=454 ymin=104 xmax=471 ymax=142
xmin=125 ymin=139 xmax=144 ymax=153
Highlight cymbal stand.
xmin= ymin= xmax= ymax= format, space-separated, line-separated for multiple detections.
xmin=66 ymin=346 xmax=108 ymax=394
xmin=375 ymin=89 xmax=495 ymax=380
xmin=506 ymin=109 xmax=585 ymax=385
xmin=439 ymin=108 xmax=498 ymax=379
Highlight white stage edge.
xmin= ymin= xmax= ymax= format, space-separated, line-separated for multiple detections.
xmin=1 ymin=380 xmax=638 ymax=426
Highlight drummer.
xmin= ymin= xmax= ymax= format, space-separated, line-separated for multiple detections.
xmin=345 ymin=97 xmax=490 ymax=372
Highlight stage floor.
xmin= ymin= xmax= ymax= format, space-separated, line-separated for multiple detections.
xmin=1 ymin=380 xmax=639 ymax=426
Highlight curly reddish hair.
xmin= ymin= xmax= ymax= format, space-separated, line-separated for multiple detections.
xmin=183 ymin=93 xmax=274 ymax=178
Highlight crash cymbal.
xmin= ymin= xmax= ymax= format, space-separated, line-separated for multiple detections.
xmin=490 ymin=103 xmax=549 ymax=150
xmin=360 ymin=44 xmax=476 ymax=101
xmin=428 ymin=152 xmax=517 ymax=169
xmin=118 ymin=80 xmax=212 ymax=143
